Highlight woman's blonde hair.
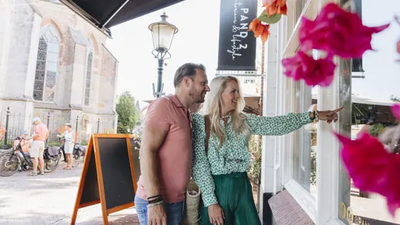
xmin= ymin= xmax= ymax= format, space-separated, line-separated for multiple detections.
xmin=200 ymin=76 xmax=250 ymax=147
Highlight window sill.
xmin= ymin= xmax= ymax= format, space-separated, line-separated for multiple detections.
xmin=82 ymin=105 xmax=96 ymax=114
xmin=325 ymin=219 xmax=346 ymax=225
xmin=284 ymin=179 xmax=317 ymax=223
xmin=34 ymin=101 xmax=58 ymax=109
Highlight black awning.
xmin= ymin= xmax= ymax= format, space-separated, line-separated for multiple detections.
xmin=60 ymin=0 xmax=184 ymax=36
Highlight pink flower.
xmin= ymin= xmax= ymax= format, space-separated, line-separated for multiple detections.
xmin=282 ymin=51 xmax=335 ymax=87
xmin=299 ymin=3 xmax=390 ymax=58
xmin=391 ymin=104 xmax=400 ymax=120
xmin=395 ymin=16 xmax=400 ymax=60
xmin=397 ymin=40 xmax=400 ymax=58
xmin=335 ymin=132 xmax=400 ymax=216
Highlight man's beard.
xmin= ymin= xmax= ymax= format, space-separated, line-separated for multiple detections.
xmin=189 ymin=90 xmax=204 ymax=104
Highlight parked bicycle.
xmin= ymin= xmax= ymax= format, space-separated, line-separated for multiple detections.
xmin=73 ymin=144 xmax=86 ymax=160
xmin=0 ymin=137 xmax=62 ymax=177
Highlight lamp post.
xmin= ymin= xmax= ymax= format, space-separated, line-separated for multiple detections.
xmin=149 ymin=12 xmax=178 ymax=98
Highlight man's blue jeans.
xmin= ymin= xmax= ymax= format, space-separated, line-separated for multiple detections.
xmin=135 ymin=196 xmax=184 ymax=225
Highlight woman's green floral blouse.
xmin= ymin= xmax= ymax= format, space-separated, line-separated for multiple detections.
xmin=192 ymin=112 xmax=312 ymax=207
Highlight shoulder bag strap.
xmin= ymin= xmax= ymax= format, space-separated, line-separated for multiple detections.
xmin=204 ymin=115 xmax=211 ymax=155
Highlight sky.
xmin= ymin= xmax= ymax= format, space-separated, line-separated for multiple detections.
xmin=106 ymin=0 xmax=400 ymax=102
xmin=106 ymin=0 xmax=220 ymax=101
xmin=352 ymin=0 xmax=400 ymax=101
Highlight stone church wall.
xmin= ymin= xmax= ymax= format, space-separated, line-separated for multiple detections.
xmin=0 ymin=0 xmax=119 ymax=144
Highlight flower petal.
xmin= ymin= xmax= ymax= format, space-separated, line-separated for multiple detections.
xmin=397 ymin=39 xmax=400 ymax=55
xmin=249 ymin=18 xmax=260 ymax=32
xmin=282 ymin=51 xmax=336 ymax=86
xmin=261 ymin=25 xmax=270 ymax=42
xmin=299 ymin=3 xmax=390 ymax=58
xmin=335 ymin=132 xmax=400 ymax=216
xmin=391 ymin=104 xmax=400 ymax=120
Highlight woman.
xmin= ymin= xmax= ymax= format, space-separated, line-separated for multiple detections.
xmin=62 ymin=123 xmax=75 ymax=170
xmin=192 ymin=76 xmax=342 ymax=225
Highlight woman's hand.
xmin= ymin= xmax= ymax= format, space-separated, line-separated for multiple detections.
xmin=208 ymin=203 xmax=224 ymax=225
xmin=317 ymin=106 xmax=344 ymax=124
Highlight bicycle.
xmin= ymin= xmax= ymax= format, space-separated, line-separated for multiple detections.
xmin=0 ymin=137 xmax=62 ymax=177
xmin=0 ymin=137 xmax=32 ymax=177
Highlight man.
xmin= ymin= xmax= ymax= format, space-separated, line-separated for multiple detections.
xmin=135 ymin=63 xmax=209 ymax=225
xmin=29 ymin=117 xmax=49 ymax=176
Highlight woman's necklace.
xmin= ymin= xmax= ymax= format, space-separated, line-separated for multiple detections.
xmin=220 ymin=114 xmax=230 ymax=125
xmin=220 ymin=114 xmax=230 ymax=120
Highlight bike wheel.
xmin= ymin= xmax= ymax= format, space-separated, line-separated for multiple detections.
xmin=45 ymin=154 xmax=61 ymax=172
xmin=73 ymin=153 xmax=79 ymax=160
xmin=0 ymin=154 xmax=20 ymax=177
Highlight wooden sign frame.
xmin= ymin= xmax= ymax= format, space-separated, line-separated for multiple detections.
xmin=71 ymin=134 xmax=137 ymax=225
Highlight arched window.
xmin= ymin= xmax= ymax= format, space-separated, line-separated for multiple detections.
xmin=84 ymin=41 xmax=93 ymax=106
xmin=33 ymin=25 xmax=60 ymax=102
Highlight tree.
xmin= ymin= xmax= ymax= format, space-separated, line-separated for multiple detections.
xmin=116 ymin=91 xmax=140 ymax=134
xmin=390 ymin=95 xmax=400 ymax=102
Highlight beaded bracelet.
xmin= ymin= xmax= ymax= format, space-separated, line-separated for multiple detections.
xmin=147 ymin=200 xmax=163 ymax=209
xmin=147 ymin=195 xmax=162 ymax=201
xmin=148 ymin=197 xmax=163 ymax=204
xmin=310 ymin=110 xmax=319 ymax=121
xmin=314 ymin=110 xmax=319 ymax=121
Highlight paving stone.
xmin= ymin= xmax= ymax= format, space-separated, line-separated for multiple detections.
xmin=0 ymin=161 xmax=139 ymax=225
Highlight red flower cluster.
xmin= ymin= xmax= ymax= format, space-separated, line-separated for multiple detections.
xmin=249 ymin=0 xmax=288 ymax=43
xmin=282 ymin=3 xmax=389 ymax=87
xmin=249 ymin=19 xmax=270 ymax=43
xmin=392 ymin=104 xmax=400 ymax=120
xmin=263 ymin=0 xmax=287 ymax=16
xmin=299 ymin=3 xmax=389 ymax=58
xmin=335 ymin=132 xmax=400 ymax=216
xmin=282 ymin=52 xmax=335 ymax=87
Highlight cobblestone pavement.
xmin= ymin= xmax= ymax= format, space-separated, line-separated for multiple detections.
xmin=0 ymin=160 xmax=139 ymax=225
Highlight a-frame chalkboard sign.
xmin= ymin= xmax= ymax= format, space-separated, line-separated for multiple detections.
xmin=71 ymin=134 xmax=137 ymax=225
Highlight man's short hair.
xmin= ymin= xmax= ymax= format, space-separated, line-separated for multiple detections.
xmin=173 ymin=63 xmax=206 ymax=88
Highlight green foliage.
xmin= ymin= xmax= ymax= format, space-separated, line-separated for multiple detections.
xmin=390 ymin=95 xmax=400 ymax=102
xmin=0 ymin=140 xmax=12 ymax=148
xmin=369 ymin=123 xmax=385 ymax=137
xmin=80 ymin=139 xmax=88 ymax=146
xmin=248 ymin=136 xmax=262 ymax=185
xmin=132 ymin=126 xmax=143 ymax=150
xmin=104 ymin=129 xmax=116 ymax=134
xmin=116 ymin=91 xmax=140 ymax=134
xmin=311 ymin=146 xmax=317 ymax=185
xmin=258 ymin=11 xmax=282 ymax=24
xmin=47 ymin=141 xmax=62 ymax=147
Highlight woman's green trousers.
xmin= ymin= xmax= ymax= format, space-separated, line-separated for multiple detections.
xmin=200 ymin=172 xmax=261 ymax=225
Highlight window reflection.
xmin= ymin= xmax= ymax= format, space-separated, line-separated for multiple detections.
xmin=84 ymin=50 xmax=93 ymax=106
xmin=33 ymin=25 xmax=60 ymax=102
xmin=295 ymin=0 xmax=308 ymax=22
xmin=292 ymin=80 xmax=315 ymax=196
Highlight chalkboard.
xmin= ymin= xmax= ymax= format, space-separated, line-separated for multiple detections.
xmin=97 ymin=137 xmax=135 ymax=210
xmin=71 ymin=134 xmax=137 ymax=225
xmin=79 ymin=144 xmax=100 ymax=206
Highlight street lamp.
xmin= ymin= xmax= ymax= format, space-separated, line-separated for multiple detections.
xmin=149 ymin=12 xmax=178 ymax=98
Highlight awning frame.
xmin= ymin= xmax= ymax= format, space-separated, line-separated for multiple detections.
xmin=60 ymin=0 xmax=112 ymax=37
